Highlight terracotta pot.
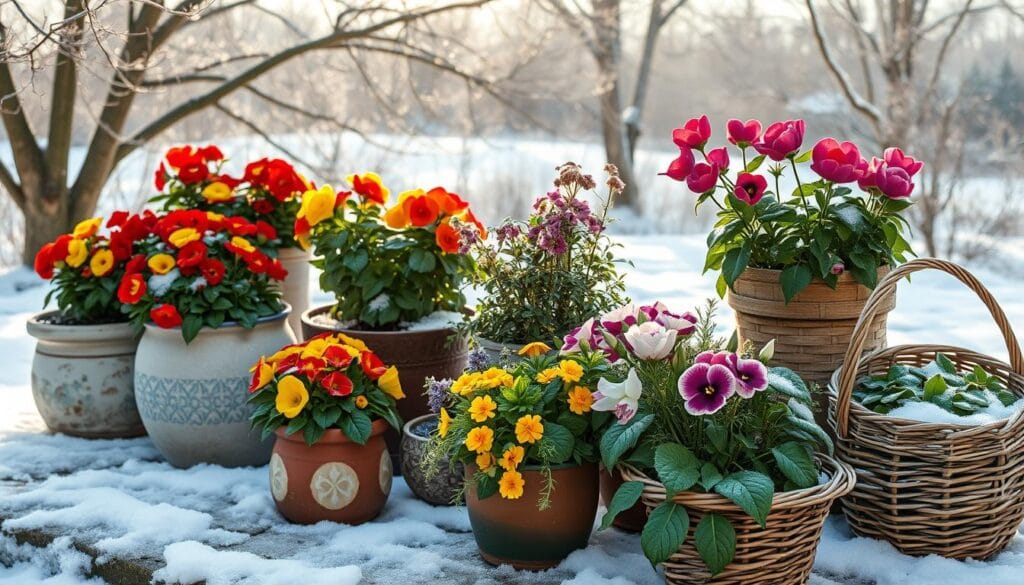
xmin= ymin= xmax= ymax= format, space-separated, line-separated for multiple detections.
xmin=466 ymin=462 xmax=599 ymax=570
xmin=134 ymin=307 xmax=295 ymax=468
xmin=270 ymin=419 xmax=392 ymax=525
xmin=26 ymin=312 xmax=145 ymax=438
xmin=275 ymin=247 xmax=311 ymax=338
xmin=400 ymin=414 xmax=463 ymax=506
xmin=301 ymin=304 xmax=468 ymax=468
xmin=599 ymin=465 xmax=646 ymax=533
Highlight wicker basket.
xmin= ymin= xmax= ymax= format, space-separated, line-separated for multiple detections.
xmin=828 ymin=258 xmax=1024 ymax=560
xmin=621 ymin=456 xmax=855 ymax=585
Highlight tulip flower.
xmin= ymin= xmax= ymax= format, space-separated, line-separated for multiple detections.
xmin=873 ymin=162 xmax=915 ymax=199
xmin=754 ymin=119 xmax=805 ymax=161
xmin=659 ymin=148 xmax=695 ymax=182
xmin=734 ymin=172 xmax=768 ymax=205
xmin=858 ymin=157 xmax=881 ymax=191
xmin=706 ymin=147 xmax=730 ymax=172
xmin=726 ymin=118 xmax=762 ymax=147
xmin=593 ymin=368 xmax=643 ymax=424
xmin=672 ymin=115 xmax=712 ymax=149
xmin=679 ymin=363 xmax=736 ymax=415
xmin=687 ymin=162 xmax=720 ymax=194
xmin=810 ymin=138 xmax=867 ymax=184
xmin=882 ymin=147 xmax=923 ymax=177
xmin=623 ymin=321 xmax=677 ymax=360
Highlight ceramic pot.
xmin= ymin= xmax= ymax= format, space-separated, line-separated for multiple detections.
xmin=276 ymin=247 xmax=311 ymax=338
xmin=476 ymin=337 xmax=526 ymax=366
xmin=134 ymin=307 xmax=295 ymax=468
xmin=26 ymin=312 xmax=144 ymax=438
xmin=400 ymin=414 xmax=463 ymax=505
xmin=466 ymin=462 xmax=599 ymax=570
xmin=301 ymin=304 xmax=468 ymax=467
xmin=270 ymin=420 xmax=392 ymax=525
xmin=599 ymin=465 xmax=646 ymax=533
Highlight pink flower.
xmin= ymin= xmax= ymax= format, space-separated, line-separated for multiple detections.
xmin=706 ymin=147 xmax=730 ymax=172
xmin=873 ymin=162 xmax=915 ymax=199
xmin=753 ymin=119 xmax=805 ymax=161
xmin=734 ymin=172 xmax=768 ymax=205
xmin=686 ymin=162 xmax=719 ymax=194
xmin=679 ymin=363 xmax=736 ymax=416
xmin=600 ymin=303 xmax=638 ymax=336
xmin=733 ymin=357 xmax=769 ymax=398
xmin=810 ymin=138 xmax=867 ymax=184
xmin=883 ymin=147 xmax=923 ymax=177
xmin=672 ymin=115 xmax=712 ymax=149
xmin=858 ymin=157 xmax=882 ymax=191
xmin=659 ymin=149 xmax=695 ymax=182
xmin=727 ymin=118 xmax=762 ymax=147
xmin=561 ymin=317 xmax=598 ymax=354
xmin=622 ymin=321 xmax=677 ymax=360
xmin=831 ymin=262 xmax=845 ymax=275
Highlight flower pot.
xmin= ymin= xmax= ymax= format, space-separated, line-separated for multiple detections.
xmin=476 ymin=337 xmax=526 ymax=366
xmin=400 ymin=414 xmax=463 ymax=506
xmin=134 ymin=307 xmax=295 ymax=468
xmin=26 ymin=312 xmax=145 ymax=439
xmin=270 ymin=419 xmax=392 ymax=524
xmin=599 ymin=465 xmax=646 ymax=533
xmin=275 ymin=247 xmax=311 ymax=338
xmin=301 ymin=304 xmax=468 ymax=467
xmin=465 ymin=462 xmax=599 ymax=570
xmin=622 ymin=456 xmax=855 ymax=585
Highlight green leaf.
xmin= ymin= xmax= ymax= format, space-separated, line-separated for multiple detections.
xmin=721 ymin=242 xmax=752 ymax=287
xmin=313 ymin=407 xmax=341 ymax=429
xmin=771 ymin=442 xmax=818 ymax=489
xmin=182 ymin=314 xmax=203 ymax=343
xmin=654 ymin=443 xmax=701 ymax=495
xmin=793 ymin=149 xmax=812 ymax=164
xmin=538 ymin=421 xmax=575 ymax=464
xmin=715 ymin=273 xmax=728 ymax=299
xmin=475 ymin=473 xmax=499 ymax=500
xmin=935 ymin=353 xmax=957 ymax=374
xmin=713 ymin=471 xmax=774 ymax=528
xmin=785 ymin=415 xmax=834 ymax=455
xmin=641 ymin=502 xmax=689 ymax=566
xmin=599 ymin=480 xmax=644 ymax=531
xmin=408 ymin=248 xmax=437 ymax=273
xmin=833 ymin=204 xmax=866 ymax=232
xmin=339 ymin=410 xmax=372 ymax=445
xmin=600 ymin=413 xmax=654 ymax=470
xmin=780 ymin=264 xmax=813 ymax=303
xmin=694 ymin=513 xmax=736 ymax=575
xmin=744 ymin=154 xmax=766 ymax=173
xmin=923 ymin=374 xmax=948 ymax=400
xmin=700 ymin=462 xmax=723 ymax=491
xmin=342 ymin=249 xmax=369 ymax=272
xmin=767 ymin=368 xmax=811 ymax=402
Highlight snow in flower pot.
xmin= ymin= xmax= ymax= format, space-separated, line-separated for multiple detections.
xmin=248 ymin=333 xmax=404 ymax=524
xmin=152 ymin=145 xmax=311 ymax=336
xmin=124 ymin=209 xmax=293 ymax=468
xmin=591 ymin=300 xmax=852 ymax=584
xmin=660 ymin=116 xmax=920 ymax=388
xmin=466 ymin=163 xmax=627 ymax=363
xmin=28 ymin=214 xmax=156 ymax=438
xmin=428 ymin=355 xmax=611 ymax=569
xmin=295 ymin=174 xmax=486 ymax=460
xmin=400 ymin=412 xmax=463 ymax=506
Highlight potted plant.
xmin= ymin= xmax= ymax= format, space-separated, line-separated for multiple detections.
xmin=297 ymin=173 xmax=486 ymax=457
xmin=467 ymin=162 xmax=627 ymax=362
xmin=593 ymin=300 xmax=854 ymax=584
xmin=428 ymin=353 xmax=612 ymax=569
xmin=27 ymin=213 xmax=153 ymax=438
xmin=248 ymin=332 xmax=404 ymax=524
xmin=123 ymin=209 xmax=293 ymax=468
xmin=152 ymin=145 xmax=311 ymax=335
xmin=660 ymin=116 xmax=919 ymax=387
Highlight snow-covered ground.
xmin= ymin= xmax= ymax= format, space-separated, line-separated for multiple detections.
xmin=2 ymin=235 xmax=1024 ymax=584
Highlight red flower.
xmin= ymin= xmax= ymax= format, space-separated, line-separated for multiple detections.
xmin=150 ymin=304 xmax=183 ymax=328
xmin=107 ymin=211 xmax=129 ymax=229
xmin=34 ymin=243 xmax=55 ymax=279
xmin=706 ymin=147 xmax=730 ymax=171
xmin=51 ymin=234 xmax=72 ymax=260
xmin=322 ymin=371 xmax=354 ymax=397
xmin=810 ymin=138 xmax=866 ymax=184
xmin=177 ymin=163 xmax=209 ymax=184
xmin=117 ymin=273 xmax=147 ymax=304
xmin=154 ymin=163 xmax=168 ymax=191
xmin=267 ymin=259 xmax=288 ymax=281
xmin=125 ymin=254 xmax=147 ymax=274
xmin=672 ymin=115 xmax=712 ymax=149
xmin=224 ymin=216 xmax=256 ymax=237
xmin=265 ymin=159 xmax=305 ymax=201
xmin=298 ymin=357 xmax=326 ymax=381
xmin=108 ymin=233 xmax=133 ymax=262
xmin=426 ymin=187 xmax=469 ymax=216
xmin=251 ymin=199 xmax=275 ymax=215
xmin=244 ymin=158 xmax=270 ymax=184
xmin=726 ymin=118 xmax=762 ymax=147
xmin=754 ymin=120 xmax=806 ymax=162
xmin=733 ymin=173 xmax=768 ymax=205
xmin=165 ymin=146 xmax=200 ymax=169
xmin=659 ymin=149 xmax=694 ymax=182
xmin=882 ymin=147 xmax=923 ymax=178
xmin=359 ymin=351 xmax=387 ymax=380
xmin=177 ymin=240 xmax=208 ymax=268
xmin=323 ymin=345 xmax=354 ymax=369
xmin=275 ymin=351 xmax=301 ymax=373
xmin=403 ymin=196 xmax=440 ymax=227
xmin=199 ymin=258 xmax=225 ymax=286
xmin=198 ymin=145 xmax=224 ymax=162
xmin=215 ymin=174 xmax=242 ymax=189
xmin=254 ymin=221 xmax=277 ymax=241
xmin=435 ymin=220 xmax=461 ymax=254
xmin=351 ymin=174 xmax=387 ymax=205
xmin=686 ymin=162 xmax=720 ymax=194
xmin=155 ymin=210 xmax=208 ymax=240
xmin=245 ymin=251 xmax=270 ymax=274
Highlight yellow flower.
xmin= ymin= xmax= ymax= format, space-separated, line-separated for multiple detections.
xmin=248 ymin=357 xmax=274 ymax=392
xmin=378 ymin=366 xmax=404 ymax=400
xmin=568 ymin=386 xmax=594 ymax=415
xmin=438 ymin=408 xmax=451 ymax=437
xmin=536 ymin=367 xmax=560 ymax=384
xmin=476 ymin=452 xmax=496 ymax=471
xmin=206 ymin=211 xmax=225 ymax=222
xmin=169 ymin=227 xmax=202 ymax=249
xmin=89 ymin=248 xmax=115 ymax=277
xmin=333 ymin=333 xmax=369 ymax=352
xmin=147 ymin=253 xmax=175 ymax=275
xmin=230 ymin=236 xmax=256 ymax=254
xmin=297 ymin=184 xmax=336 ymax=228
xmin=300 ymin=337 xmax=330 ymax=359
xmin=201 ymin=181 xmax=233 ymax=203
xmin=65 ymin=238 xmax=88 ymax=267
xmin=500 ymin=445 xmax=525 ymax=471
xmin=515 ymin=414 xmax=544 ymax=444
xmin=275 ymin=375 xmax=309 ymax=419
xmin=499 ymin=470 xmax=525 ymax=499
xmin=267 ymin=345 xmax=303 ymax=365
xmin=73 ymin=217 xmax=102 ymax=239
xmin=468 ymin=395 xmax=498 ymax=423
xmin=451 ymin=372 xmax=481 ymax=396
xmin=479 ymin=367 xmax=514 ymax=389
xmin=384 ymin=204 xmax=408 ymax=229
xmin=464 ymin=426 xmax=494 ymax=454
xmin=354 ymin=395 xmax=369 ymax=409
xmin=518 ymin=341 xmax=552 ymax=358
xmin=557 ymin=359 xmax=584 ymax=384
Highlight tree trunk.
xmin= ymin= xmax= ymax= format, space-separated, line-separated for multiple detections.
xmin=599 ymin=75 xmax=639 ymax=209
xmin=21 ymin=187 xmax=73 ymax=265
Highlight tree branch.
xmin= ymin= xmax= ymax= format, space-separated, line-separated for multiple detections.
xmin=0 ymin=158 xmax=25 ymax=209
xmin=47 ymin=0 xmax=86 ymax=196
xmin=918 ymin=0 xmax=975 ymax=127
xmin=0 ymin=20 xmax=45 ymax=199
xmin=212 ymin=103 xmax=322 ymax=172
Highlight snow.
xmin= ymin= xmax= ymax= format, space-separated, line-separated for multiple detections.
xmin=886 ymin=397 xmax=1024 ymax=426
xmin=400 ymin=310 xmax=465 ymax=332
xmin=155 ymin=542 xmax=362 ymax=585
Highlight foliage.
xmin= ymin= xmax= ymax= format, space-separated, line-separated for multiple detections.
xmin=302 ymin=173 xmax=485 ymax=329
xmin=853 ymin=353 xmax=1019 ymax=416
xmin=248 ymin=332 xmax=404 ymax=446
xmin=467 ymin=162 xmax=628 ymax=344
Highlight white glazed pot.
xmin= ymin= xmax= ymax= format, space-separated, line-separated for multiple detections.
xmin=276 ymin=247 xmax=311 ymax=338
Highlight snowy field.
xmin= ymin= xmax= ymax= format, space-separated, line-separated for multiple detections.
xmin=1 ymin=235 xmax=1024 ymax=584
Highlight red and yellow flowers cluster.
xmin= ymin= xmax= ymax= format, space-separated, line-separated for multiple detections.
xmin=248 ymin=332 xmax=405 ymax=446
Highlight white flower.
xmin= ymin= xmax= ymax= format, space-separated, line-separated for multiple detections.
xmin=593 ymin=368 xmax=643 ymax=424
xmin=623 ymin=321 xmax=677 ymax=360
xmin=148 ymin=268 xmax=180 ymax=297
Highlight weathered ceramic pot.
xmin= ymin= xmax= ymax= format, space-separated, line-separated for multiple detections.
xmin=275 ymin=247 xmax=311 ymax=338
xmin=27 ymin=311 xmax=144 ymax=438
xmin=134 ymin=307 xmax=295 ymax=468
xmin=476 ymin=337 xmax=526 ymax=366
xmin=466 ymin=462 xmax=599 ymax=570
xmin=301 ymin=304 xmax=468 ymax=467
xmin=599 ymin=465 xmax=647 ymax=533
xmin=400 ymin=414 xmax=463 ymax=506
xmin=270 ymin=420 xmax=392 ymax=525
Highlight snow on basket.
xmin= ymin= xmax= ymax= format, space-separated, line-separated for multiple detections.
xmin=827 ymin=257 xmax=1024 ymax=560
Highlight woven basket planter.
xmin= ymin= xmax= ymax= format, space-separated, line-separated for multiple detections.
xmin=728 ymin=266 xmax=894 ymax=388
xmin=620 ymin=456 xmax=855 ymax=585
xmin=828 ymin=258 xmax=1024 ymax=560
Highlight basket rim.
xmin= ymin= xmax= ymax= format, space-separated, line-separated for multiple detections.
xmin=828 ymin=343 xmax=1024 ymax=434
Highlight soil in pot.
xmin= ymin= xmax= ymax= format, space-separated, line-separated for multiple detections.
xmin=400 ymin=414 xmax=463 ymax=506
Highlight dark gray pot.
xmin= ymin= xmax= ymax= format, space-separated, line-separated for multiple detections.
xmin=400 ymin=414 xmax=463 ymax=506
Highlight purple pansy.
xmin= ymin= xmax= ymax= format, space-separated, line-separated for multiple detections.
xmin=733 ymin=357 xmax=769 ymax=398
xmin=679 ymin=363 xmax=736 ymax=415
xmin=694 ymin=350 xmax=738 ymax=370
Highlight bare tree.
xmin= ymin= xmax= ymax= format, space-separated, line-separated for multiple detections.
xmin=0 ymin=0 xmax=495 ymax=265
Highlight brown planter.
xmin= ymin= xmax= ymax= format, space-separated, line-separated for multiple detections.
xmin=300 ymin=304 xmax=468 ymax=469
xmin=599 ymin=465 xmax=646 ymax=533
xmin=465 ymin=462 xmax=599 ymax=570
xmin=269 ymin=419 xmax=392 ymax=525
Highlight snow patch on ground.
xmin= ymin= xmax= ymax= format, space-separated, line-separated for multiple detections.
xmin=0 ymin=534 xmax=101 ymax=585
xmin=155 ymin=541 xmax=362 ymax=585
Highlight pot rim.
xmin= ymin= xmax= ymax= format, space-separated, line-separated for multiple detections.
xmin=142 ymin=302 xmax=291 ymax=333
xmin=301 ymin=303 xmax=463 ymax=336
xmin=274 ymin=417 xmax=389 ymax=445
xmin=468 ymin=461 xmax=597 ymax=474
xmin=275 ymin=246 xmax=312 ymax=260
xmin=737 ymin=263 xmax=891 ymax=284
xmin=403 ymin=413 xmax=437 ymax=442
xmin=27 ymin=310 xmax=136 ymax=341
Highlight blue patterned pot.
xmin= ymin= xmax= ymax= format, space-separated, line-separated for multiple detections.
xmin=134 ymin=307 xmax=295 ymax=468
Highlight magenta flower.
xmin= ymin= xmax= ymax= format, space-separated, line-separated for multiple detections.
xmin=873 ymin=162 xmax=915 ymax=199
xmin=883 ymin=147 xmax=923 ymax=177
xmin=672 ymin=115 xmax=712 ymax=149
xmin=726 ymin=118 xmax=762 ymax=147
xmin=810 ymin=138 xmax=867 ymax=184
xmin=733 ymin=357 xmax=769 ymax=398
xmin=655 ymin=309 xmax=697 ymax=336
xmin=600 ymin=304 xmax=638 ymax=336
xmin=753 ymin=119 xmax=805 ymax=161
xmin=561 ymin=317 xmax=597 ymax=354
xmin=679 ymin=363 xmax=736 ymax=415
xmin=734 ymin=172 xmax=768 ymax=205
xmin=695 ymin=350 xmax=738 ymax=370
xmin=659 ymin=149 xmax=695 ymax=182
xmin=706 ymin=147 xmax=730 ymax=172
xmin=858 ymin=157 xmax=881 ymax=191
xmin=831 ymin=262 xmax=845 ymax=275
xmin=687 ymin=162 xmax=719 ymax=194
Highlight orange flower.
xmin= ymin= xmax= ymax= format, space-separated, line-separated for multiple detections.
xmin=499 ymin=470 xmax=525 ymax=499
xmin=354 ymin=395 xmax=369 ymax=409
xmin=568 ymin=386 xmax=594 ymax=415
xmin=346 ymin=172 xmax=389 ymax=205
xmin=500 ymin=445 xmax=524 ymax=471
xmin=402 ymin=195 xmax=440 ymax=227
xmin=425 ymin=187 xmax=469 ymax=216
xmin=384 ymin=204 xmax=409 ymax=229
xmin=515 ymin=414 xmax=544 ymax=444
xmin=435 ymin=220 xmax=461 ymax=254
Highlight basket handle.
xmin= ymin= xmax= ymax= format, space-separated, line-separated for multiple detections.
xmin=834 ymin=258 xmax=1024 ymax=437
